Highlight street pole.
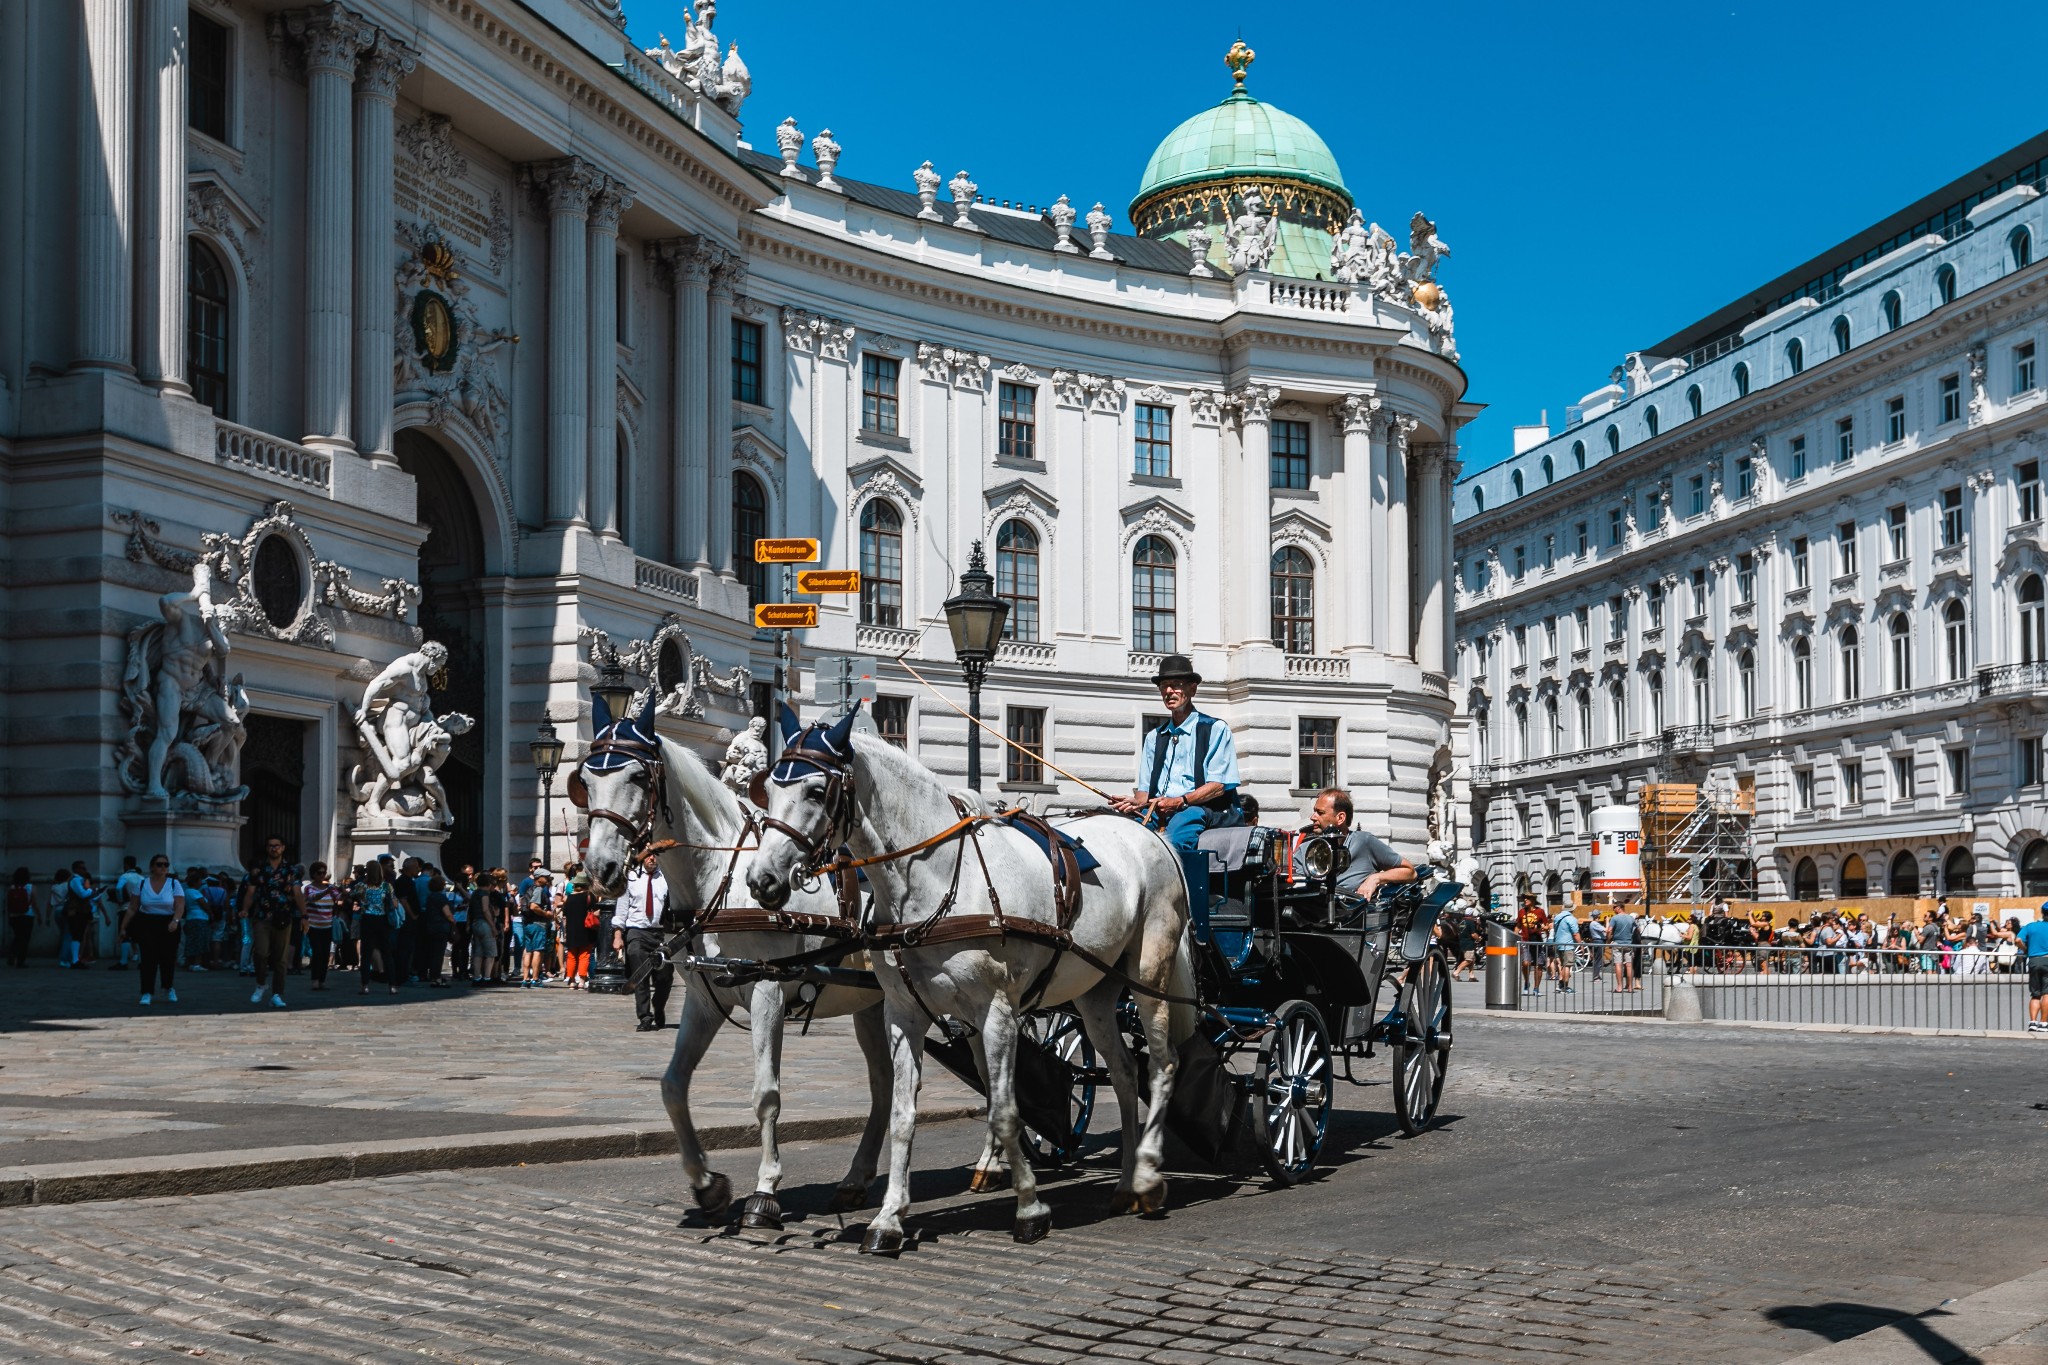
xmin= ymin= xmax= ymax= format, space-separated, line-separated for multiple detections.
xmin=539 ymin=772 xmax=553 ymax=872
xmin=964 ymin=657 xmax=987 ymax=792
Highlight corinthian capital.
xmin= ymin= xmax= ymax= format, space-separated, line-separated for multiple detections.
xmin=354 ymin=33 xmax=417 ymax=100
xmin=1229 ymin=383 xmax=1281 ymax=423
xmin=710 ymin=249 xmax=746 ymax=298
xmin=589 ymin=180 xmax=636 ymax=234
xmin=522 ymin=157 xmax=606 ymax=217
xmin=285 ymin=3 xmax=374 ymax=77
xmin=1338 ymin=393 xmax=1381 ymax=434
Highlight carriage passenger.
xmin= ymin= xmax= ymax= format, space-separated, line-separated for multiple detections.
xmin=1109 ymin=655 xmax=1242 ymax=933
xmin=1301 ymin=788 xmax=1415 ymax=904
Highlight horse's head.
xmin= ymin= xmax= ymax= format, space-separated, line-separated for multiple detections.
xmin=747 ymin=703 xmax=858 ymax=911
xmin=571 ymin=688 xmax=666 ymax=897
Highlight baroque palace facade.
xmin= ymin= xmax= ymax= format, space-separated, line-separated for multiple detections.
xmin=1452 ymin=132 xmax=2048 ymax=907
xmin=0 ymin=2 xmax=1469 ymax=876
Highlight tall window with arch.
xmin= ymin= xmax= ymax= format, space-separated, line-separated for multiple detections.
xmin=1544 ymin=694 xmax=1561 ymax=754
xmin=994 ymin=519 xmax=1040 ymax=642
xmin=1645 ymin=406 xmax=1660 ymax=437
xmin=1839 ymin=625 xmax=1861 ymax=700
xmin=1881 ymin=291 xmax=1903 ymax=331
xmin=188 ymin=240 xmax=232 ymax=418
xmin=1270 ymin=546 xmax=1315 ymax=655
xmin=858 ymin=500 xmax=903 ymax=627
xmin=1733 ymin=361 xmax=1750 ymax=397
xmin=1574 ymin=686 xmax=1591 ymax=746
xmin=1540 ymin=454 xmax=1553 ymax=484
xmin=1936 ymin=263 xmax=1958 ymax=305
xmin=1608 ymin=679 xmax=1625 ymax=740
xmin=1793 ymin=857 xmax=1820 ymax=901
xmin=732 ymin=471 xmax=768 ymax=605
xmin=1738 ymin=649 xmax=1756 ymax=718
xmin=1793 ymin=636 xmax=1813 ymax=709
xmin=1686 ymin=385 xmax=1702 ymax=420
xmin=1513 ymin=702 xmax=1529 ymax=760
xmin=1648 ymin=668 xmax=1665 ymax=732
xmin=1888 ymin=612 xmax=1911 ymax=692
xmin=1511 ymin=469 xmax=1524 ymax=497
xmin=1942 ymin=847 xmax=1975 ymax=894
xmin=1832 ymin=316 xmax=1852 ymax=355
xmin=1131 ymin=535 xmax=1177 ymax=653
xmin=1787 ymin=337 xmax=1805 ymax=375
xmin=1605 ymin=425 xmax=1620 ymax=456
xmin=1945 ymin=600 xmax=1969 ymax=680
xmin=2012 ymin=226 xmax=2033 ymax=270
xmin=1572 ymin=439 xmax=1586 ymax=470
xmin=2021 ymin=574 xmax=2047 ymax=664
xmin=1690 ymin=656 xmax=1710 ymax=724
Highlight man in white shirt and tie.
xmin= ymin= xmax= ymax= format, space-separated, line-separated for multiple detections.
xmin=611 ymin=851 xmax=672 ymax=1031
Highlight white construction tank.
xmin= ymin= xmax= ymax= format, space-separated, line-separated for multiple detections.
xmin=1589 ymin=805 xmax=1644 ymax=895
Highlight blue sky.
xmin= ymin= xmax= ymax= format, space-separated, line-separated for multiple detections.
xmin=622 ymin=0 xmax=2048 ymax=471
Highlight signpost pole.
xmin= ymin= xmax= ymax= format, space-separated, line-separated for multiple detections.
xmin=776 ymin=562 xmax=792 ymax=751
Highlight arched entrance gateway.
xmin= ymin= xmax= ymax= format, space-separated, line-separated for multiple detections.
xmin=395 ymin=429 xmax=489 ymax=872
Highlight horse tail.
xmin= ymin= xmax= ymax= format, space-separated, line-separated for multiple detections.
xmin=1167 ymin=928 xmax=1198 ymax=1047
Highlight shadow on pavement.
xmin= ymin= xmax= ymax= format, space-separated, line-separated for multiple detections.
xmin=1765 ymin=1301 xmax=1970 ymax=1360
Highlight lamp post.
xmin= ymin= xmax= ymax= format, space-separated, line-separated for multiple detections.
xmin=528 ymin=716 xmax=564 ymax=871
xmin=942 ymin=541 xmax=1010 ymax=791
xmin=592 ymin=658 xmax=636 ymax=726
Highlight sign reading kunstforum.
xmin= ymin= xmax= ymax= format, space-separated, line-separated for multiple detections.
xmin=753 ymin=538 xmax=820 ymax=564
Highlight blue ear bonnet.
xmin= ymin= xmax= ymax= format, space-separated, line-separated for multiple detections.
xmin=587 ymin=690 xmax=660 ymax=773
xmin=769 ymin=722 xmax=850 ymax=784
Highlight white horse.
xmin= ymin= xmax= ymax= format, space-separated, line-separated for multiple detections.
xmin=747 ymin=706 xmax=1197 ymax=1255
xmin=577 ymin=691 xmax=892 ymax=1230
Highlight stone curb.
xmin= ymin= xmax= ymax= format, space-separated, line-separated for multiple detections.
xmin=0 ymin=1104 xmax=985 ymax=1208
xmin=1471 ymin=1009 xmax=2033 ymax=1041
xmin=1779 ymin=1264 xmax=2048 ymax=1362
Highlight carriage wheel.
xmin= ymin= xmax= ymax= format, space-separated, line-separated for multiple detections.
xmin=1255 ymin=999 xmax=1331 ymax=1186
xmin=1019 ymin=1006 xmax=1097 ymax=1166
xmin=1392 ymin=948 xmax=1453 ymax=1136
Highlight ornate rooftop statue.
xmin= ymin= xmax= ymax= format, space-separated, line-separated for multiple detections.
xmin=1225 ymin=186 xmax=1279 ymax=274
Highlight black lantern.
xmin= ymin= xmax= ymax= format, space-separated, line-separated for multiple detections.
xmin=942 ymin=541 xmax=1010 ymax=790
xmin=529 ymin=716 xmax=563 ymax=870
xmin=593 ymin=659 xmax=636 ymax=726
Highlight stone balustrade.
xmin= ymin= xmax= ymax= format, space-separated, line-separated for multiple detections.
xmin=214 ymin=420 xmax=331 ymax=492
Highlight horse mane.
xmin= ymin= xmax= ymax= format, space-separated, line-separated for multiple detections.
xmin=660 ymin=734 xmax=744 ymax=844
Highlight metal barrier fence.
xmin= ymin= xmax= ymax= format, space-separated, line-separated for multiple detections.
xmin=1495 ymin=942 xmax=2031 ymax=1032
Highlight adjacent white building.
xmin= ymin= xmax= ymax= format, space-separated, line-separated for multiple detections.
xmin=0 ymin=3 xmax=1469 ymax=879
xmin=1452 ymin=132 xmax=2048 ymax=908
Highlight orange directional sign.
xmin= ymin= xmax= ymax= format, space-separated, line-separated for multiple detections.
xmin=797 ymin=569 xmax=860 ymax=594
xmin=754 ymin=602 xmax=819 ymax=629
xmin=754 ymin=537 xmax=820 ymax=564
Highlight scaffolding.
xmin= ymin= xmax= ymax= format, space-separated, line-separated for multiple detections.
xmin=1639 ymin=779 xmax=1756 ymax=906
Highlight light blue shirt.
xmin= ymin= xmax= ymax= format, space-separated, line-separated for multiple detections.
xmin=2019 ymin=920 xmax=2048 ymax=958
xmin=1551 ymin=910 xmax=1580 ymax=946
xmin=1134 ymin=711 xmax=1240 ymax=799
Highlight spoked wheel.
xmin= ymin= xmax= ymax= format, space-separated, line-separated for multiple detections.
xmin=1255 ymin=999 xmax=1331 ymax=1186
xmin=1392 ymin=947 xmax=1453 ymax=1135
xmin=1019 ymin=1006 xmax=1097 ymax=1166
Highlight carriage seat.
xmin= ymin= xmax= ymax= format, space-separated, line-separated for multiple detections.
xmin=1195 ymin=825 xmax=1258 ymax=872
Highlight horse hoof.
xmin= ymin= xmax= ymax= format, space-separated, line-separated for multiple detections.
xmin=827 ymin=1184 xmax=867 ymax=1215
xmin=860 ymin=1225 xmax=904 ymax=1257
xmin=740 ymin=1192 xmax=783 ymax=1231
xmin=1012 ymin=1210 xmax=1052 ymax=1244
xmin=1136 ymin=1182 xmax=1167 ymax=1215
xmin=967 ymin=1167 xmax=1011 ymax=1194
xmin=1109 ymin=1189 xmax=1139 ymax=1215
xmin=694 ymin=1172 xmax=734 ymax=1224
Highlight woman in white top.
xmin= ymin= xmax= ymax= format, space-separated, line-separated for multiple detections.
xmin=120 ymin=854 xmax=185 ymax=1006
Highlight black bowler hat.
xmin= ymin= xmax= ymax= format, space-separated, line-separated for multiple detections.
xmin=1150 ymin=654 xmax=1202 ymax=686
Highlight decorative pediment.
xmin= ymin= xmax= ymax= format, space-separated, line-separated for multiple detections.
xmin=186 ymin=173 xmax=261 ymax=276
xmin=1134 ymin=384 xmax=1174 ymax=407
xmin=1271 ymin=507 xmax=1333 ymax=567
xmin=1566 ymin=667 xmax=1593 ymax=691
xmin=1874 ymin=584 xmax=1914 ymax=617
xmin=1636 ymin=649 xmax=1665 ymax=673
xmin=848 ymin=453 xmax=922 ymax=528
xmin=1120 ymin=494 xmax=1194 ymax=553
xmin=1927 ymin=569 xmax=1970 ymax=605
xmin=997 ymin=361 xmax=1039 ymax=384
xmin=1823 ymin=599 xmax=1864 ymax=631
xmin=983 ymin=477 xmax=1059 ymax=547
xmin=732 ymin=427 xmax=786 ymax=498
xmin=1997 ymin=529 xmax=2048 ymax=583
xmin=1465 ymin=684 xmax=1490 ymax=712
xmin=1780 ymin=611 xmax=1814 ymax=641
xmin=864 ymin=332 xmax=904 ymax=357
xmin=1723 ymin=624 xmax=1758 ymax=651
xmin=1676 ymin=627 xmax=1711 ymax=660
xmin=1599 ymin=659 xmax=1628 ymax=685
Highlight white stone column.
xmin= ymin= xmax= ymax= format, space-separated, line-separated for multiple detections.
xmin=586 ymin=181 xmax=632 ymax=538
xmin=1233 ymin=385 xmax=1279 ymax=647
xmin=1339 ymin=394 xmax=1378 ymax=652
xmin=1386 ymin=416 xmax=1415 ymax=659
xmin=288 ymin=4 xmax=371 ymax=449
xmin=706 ymin=252 xmax=740 ymax=578
xmin=528 ymin=158 xmax=602 ymax=528
xmin=351 ymin=34 xmax=415 ymax=467
xmin=658 ymin=239 xmax=712 ymax=568
xmin=135 ymin=0 xmax=187 ymax=389
xmin=77 ymin=0 xmax=135 ymax=370
xmin=1439 ymin=453 xmax=1460 ymax=677
xmin=1414 ymin=443 xmax=1447 ymax=675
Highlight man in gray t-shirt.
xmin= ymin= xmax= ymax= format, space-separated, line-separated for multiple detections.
xmin=1304 ymin=788 xmax=1415 ymax=899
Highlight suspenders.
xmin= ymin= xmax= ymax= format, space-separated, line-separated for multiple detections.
xmin=1146 ymin=717 xmax=1214 ymax=798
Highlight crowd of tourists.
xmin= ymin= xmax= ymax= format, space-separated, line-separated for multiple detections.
xmin=4 ymin=844 xmax=611 ymax=1008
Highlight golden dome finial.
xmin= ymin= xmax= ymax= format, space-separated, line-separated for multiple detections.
xmin=1225 ymin=39 xmax=1254 ymax=90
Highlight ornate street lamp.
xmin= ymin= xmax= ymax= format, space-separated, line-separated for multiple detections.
xmin=942 ymin=541 xmax=1009 ymax=791
xmin=528 ymin=715 xmax=563 ymax=871
xmin=592 ymin=658 xmax=636 ymax=726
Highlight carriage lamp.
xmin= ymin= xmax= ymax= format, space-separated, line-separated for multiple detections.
xmin=1299 ymin=835 xmax=1351 ymax=883
xmin=529 ymin=716 xmax=564 ymax=870
xmin=942 ymin=541 xmax=1010 ymax=792
xmin=592 ymin=658 xmax=636 ymax=726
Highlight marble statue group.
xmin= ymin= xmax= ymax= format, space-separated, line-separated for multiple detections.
xmin=116 ymin=559 xmax=249 ymax=807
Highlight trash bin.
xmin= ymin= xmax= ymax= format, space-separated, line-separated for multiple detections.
xmin=1485 ymin=918 xmax=1519 ymax=1010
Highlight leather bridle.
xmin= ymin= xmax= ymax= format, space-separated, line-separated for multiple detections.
xmin=568 ymin=729 xmax=673 ymax=857
xmin=757 ymin=739 xmax=859 ymax=880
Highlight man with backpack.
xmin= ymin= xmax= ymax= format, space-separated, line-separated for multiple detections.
xmin=1109 ymin=655 xmax=1242 ymax=935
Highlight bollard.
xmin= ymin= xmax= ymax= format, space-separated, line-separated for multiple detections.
xmin=1664 ymin=977 xmax=1703 ymax=1022
xmin=1484 ymin=919 xmax=1519 ymax=1010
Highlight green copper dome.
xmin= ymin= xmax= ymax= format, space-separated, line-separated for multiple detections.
xmin=1133 ymin=89 xmax=1348 ymax=206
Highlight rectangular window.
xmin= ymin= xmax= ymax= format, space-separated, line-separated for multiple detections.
xmin=1946 ymin=747 xmax=1969 ymax=795
xmin=1516 ymin=805 xmax=1532 ymax=840
xmin=1512 ymin=624 xmax=1527 ymax=668
xmin=1575 ymin=521 xmax=1589 ymax=557
xmin=1542 ymin=615 xmax=1557 ymax=657
xmin=1735 ymin=456 xmax=1753 ymax=500
xmin=1790 ymin=435 xmax=1808 ymax=480
xmin=1542 ymin=535 xmax=1555 ymax=571
xmin=1297 ymin=717 xmax=1337 ymax=791
xmin=2022 ymin=460 xmax=2043 ymax=524
xmin=1836 ymin=416 xmax=1855 ymax=465
xmin=1648 ymin=581 xmax=1664 ymax=626
xmin=1940 ymin=373 xmax=1962 ymax=424
xmin=1841 ymin=759 xmax=1863 ymax=806
xmin=1792 ymin=536 xmax=1809 ymax=587
xmin=2023 ymin=737 xmax=2046 ymax=788
xmin=1736 ymin=552 xmax=1755 ymax=604
xmin=1005 ymin=707 xmax=1046 ymax=784
xmin=1608 ymin=508 xmax=1623 ymax=546
xmin=2019 ymin=341 xmax=2039 ymax=394
xmin=1513 ymin=546 xmax=1526 ymax=581
xmin=1689 ymin=566 xmax=1707 ymax=619
xmin=1838 ymin=521 xmax=1858 ymax=576
xmin=998 ymin=382 xmax=1037 ymax=460
xmin=874 ymin=696 xmax=910 ymax=749
xmin=1606 ymin=596 xmax=1625 ymax=641
xmin=861 ymin=355 xmax=901 ymax=435
xmin=1688 ymin=475 xmax=1705 ymax=518
xmin=189 ymin=9 xmax=232 ymax=143
xmin=1134 ymin=403 xmax=1173 ymax=477
xmin=1794 ymin=768 xmax=1815 ymax=811
xmin=1646 ymin=492 xmax=1663 ymax=530
xmin=731 ymin=319 xmax=763 ymax=404
xmin=1575 ymin=604 xmax=1591 ymax=647
xmin=1940 ymin=486 xmax=1964 ymax=547
xmin=1891 ymin=753 xmax=1915 ymax=801
xmin=1886 ymin=394 xmax=1906 ymax=444
xmin=1270 ymin=419 xmax=1310 ymax=490
xmin=1886 ymin=504 xmax=1907 ymax=562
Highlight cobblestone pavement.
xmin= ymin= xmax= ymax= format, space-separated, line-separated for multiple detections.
xmin=0 ymin=1015 xmax=2041 ymax=1362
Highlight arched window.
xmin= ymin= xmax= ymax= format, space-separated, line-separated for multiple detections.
xmin=1645 ymin=405 xmax=1661 ymax=437
xmin=1738 ymin=649 xmax=1756 ymax=718
xmin=1691 ymin=656 xmax=1710 ymax=724
xmin=1793 ymin=857 xmax=1820 ymax=901
xmin=1511 ymin=469 xmax=1525 ymax=496
xmin=1544 ymin=694 xmax=1561 ymax=754
xmin=1832 ymin=316 xmax=1852 ymax=355
xmin=1572 ymin=440 xmax=1586 ymax=471
xmin=1881 ymin=291 xmax=1903 ymax=331
xmin=1787 ymin=338 xmax=1805 ymax=375
xmin=1793 ymin=636 xmax=1813 ymax=709
xmin=1540 ymin=454 xmax=1554 ymax=485
xmin=2024 ymin=840 xmax=2048 ymax=897
xmin=1840 ymin=853 xmax=1868 ymax=898
xmin=2022 ymin=575 xmax=2046 ymax=664
xmin=1733 ymin=361 xmax=1750 ymax=397
xmin=731 ymin=471 xmax=767 ymax=605
xmin=1887 ymin=850 xmax=1918 ymax=897
xmin=858 ymin=500 xmax=903 ymax=627
xmin=1943 ymin=846 xmax=1976 ymax=894
xmin=995 ymin=519 xmax=1040 ymax=643
xmin=1839 ymin=626 xmax=1861 ymax=700
xmin=187 ymin=239 xmax=232 ymax=418
xmin=1473 ymin=488 xmax=1486 ymax=513
xmin=1544 ymin=872 xmax=1563 ymax=908
xmin=1131 ymin=534 xmax=1177 ymax=653
xmin=1270 ymin=546 xmax=1314 ymax=654
xmin=1605 ymin=425 xmax=1621 ymax=456
xmin=1888 ymin=612 xmax=1911 ymax=692
xmin=1608 ymin=679 xmax=1625 ymax=738
xmin=1513 ymin=702 xmax=1529 ymax=760
xmin=1686 ymin=384 xmax=1702 ymax=420
xmin=2012 ymin=226 xmax=2033 ymax=270
xmin=1936 ymin=264 xmax=1957 ymax=304
xmin=1574 ymin=686 xmax=1591 ymax=745
xmin=1648 ymin=668 xmax=1665 ymax=732
xmin=1945 ymin=600 xmax=1969 ymax=680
